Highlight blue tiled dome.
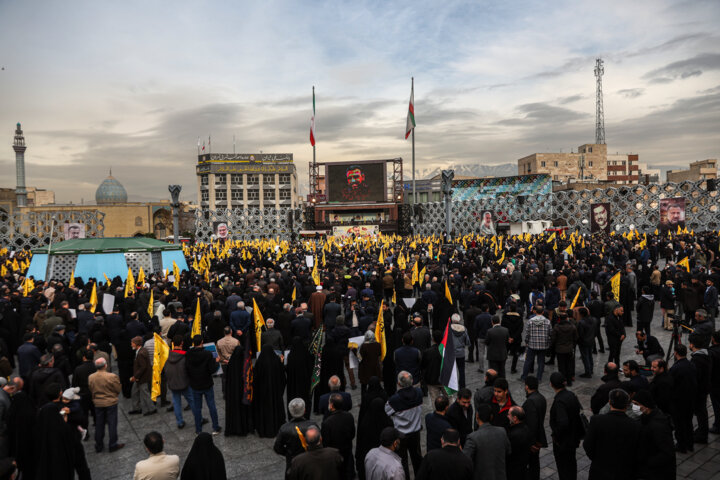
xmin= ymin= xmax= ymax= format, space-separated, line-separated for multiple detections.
xmin=95 ymin=175 xmax=128 ymax=204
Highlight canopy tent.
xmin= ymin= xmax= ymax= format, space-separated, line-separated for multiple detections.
xmin=28 ymin=238 xmax=189 ymax=282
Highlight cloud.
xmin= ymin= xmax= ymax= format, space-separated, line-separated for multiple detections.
xmin=497 ymin=103 xmax=588 ymax=127
xmin=643 ymin=52 xmax=720 ymax=83
xmin=558 ymin=94 xmax=584 ymax=105
xmin=617 ymin=88 xmax=645 ymax=99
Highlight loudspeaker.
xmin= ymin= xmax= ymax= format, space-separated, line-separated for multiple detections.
xmin=303 ymin=206 xmax=315 ymax=229
xmin=399 ymin=204 xmax=413 ymax=236
xmin=708 ymin=179 xmax=716 ymax=191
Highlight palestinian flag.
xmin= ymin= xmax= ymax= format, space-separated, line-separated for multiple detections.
xmin=439 ymin=318 xmax=458 ymax=395
xmin=405 ymin=79 xmax=415 ymax=139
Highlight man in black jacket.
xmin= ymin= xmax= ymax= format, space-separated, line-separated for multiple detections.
xmin=549 ymin=372 xmax=582 ymax=480
xmin=583 ymin=388 xmax=640 ymax=480
xmin=424 ymin=395 xmax=452 ymax=451
xmin=421 ymin=330 xmax=443 ymax=405
xmin=321 ymin=394 xmax=356 ymax=479
xmin=485 ymin=316 xmax=509 ymax=378
xmin=649 ymin=359 xmax=674 ymax=416
xmin=274 ymin=398 xmax=318 ymax=478
xmin=635 ymin=286 xmax=655 ymax=336
xmin=635 ymin=330 xmax=664 ymax=365
xmin=507 ymin=406 xmax=532 ymax=480
xmin=633 ymin=390 xmax=676 ymax=480
xmin=669 ymin=344 xmax=697 ymax=453
xmin=590 ymin=362 xmax=621 ymax=414
xmin=416 ymin=429 xmax=473 ymax=480
xmin=688 ymin=333 xmax=712 ymax=444
xmin=185 ymin=334 xmax=221 ymax=435
xmin=605 ymin=305 xmax=626 ymax=365
xmin=445 ymin=388 xmax=473 ymax=446
xmin=287 ymin=425 xmax=343 ymax=480
xmin=522 ymin=376 xmax=547 ymax=480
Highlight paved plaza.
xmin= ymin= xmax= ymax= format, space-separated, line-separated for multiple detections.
xmin=83 ymin=308 xmax=720 ymax=480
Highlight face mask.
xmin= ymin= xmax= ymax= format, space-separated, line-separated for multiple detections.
xmin=631 ymin=404 xmax=641 ymax=414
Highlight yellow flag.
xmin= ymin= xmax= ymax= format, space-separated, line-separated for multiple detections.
xmin=147 ymin=289 xmax=154 ymax=318
xmin=677 ymin=224 xmax=682 ymax=234
xmin=322 ymin=250 xmax=326 ymax=267
xmin=0 ymin=265 xmax=6 ymax=277
xmin=654 ymin=229 xmax=659 ymax=235
xmin=172 ymin=261 xmax=180 ymax=288
xmin=411 ymin=261 xmax=419 ymax=284
xmin=677 ymin=256 xmax=690 ymax=272
xmin=546 ymin=232 xmax=556 ymax=243
xmin=291 ymin=286 xmax=297 ymax=303
xmin=22 ymin=277 xmax=30 ymax=297
xmin=398 ymin=252 xmax=406 ymax=270
xmin=581 ymin=237 xmax=586 ymax=249
xmin=419 ymin=266 xmax=426 ymax=284
xmin=68 ymin=270 xmax=75 ymax=288
xmin=497 ymin=251 xmax=505 ymax=265
xmin=563 ymin=245 xmax=573 ymax=257
xmin=137 ymin=267 xmax=145 ymax=285
xmin=103 ymin=273 xmax=111 ymax=287
xmin=553 ymin=241 xmax=558 ymax=252
xmin=252 ymin=298 xmax=266 ymax=352
xmin=295 ymin=426 xmax=308 ymax=451
xmin=392 ymin=288 xmax=397 ymax=305
xmin=191 ymin=297 xmax=202 ymax=338
xmin=89 ymin=282 xmax=97 ymax=313
xmin=610 ymin=272 xmax=621 ymax=301
xmin=428 ymin=243 xmax=433 ymax=260
xmin=124 ymin=267 xmax=135 ymax=298
xmin=150 ymin=333 xmax=169 ymax=402
xmin=11 ymin=259 xmax=19 ymax=271
xmin=444 ymin=281 xmax=453 ymax=305
xmin=570 ymin=287 xmax=582 ymax=309
xmin=375 ymin=300 xmax=386 ymax=360
xmin=311 ymin=259 xmax=321 ymax=286
xmin=379 ymin=249 xmax=385 ymax=264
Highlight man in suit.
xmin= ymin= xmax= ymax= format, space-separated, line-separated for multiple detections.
xmin=669 ymin=344 xmax=697 ymax=453
xmin=485 ymin=315 xmax=509 ymax=378
xmin=507 ymin=406 xmax=533 ymax=480
xmin=288 ymin=425 xmax=343 ymax=480
xmin=318 ymin=376 xmax=352 ymax=418
xmin=463 ymin=403 xmax=511 ymax=480
xmin=583 ymin=388 xmax=641 ymax=479
xmin=229 ymin=301 xmax=251 ymax=339
xmin=425 ymin=394 xmax=452 ymax=451
xmin=549 ymin=372 xmax=582 ymax=480
xmin=704 ymin=277 xmax=717 ymax=321
xmin=605 ymin=305 xmax=626 ymax=365
xmin=416 ymin=429 xmax=474 ymax=480
xmin=133 ymin=431 xmax=179 ymax=480
xmin=445 ymin=388 xmax=474 ymax=446
xmin=522 ymin=376 xmax=547 ymax=480
xmin=321 ymin=394 xmax=356 ymax=479
xmin=129 ymin=336 xmax=155 ymax=415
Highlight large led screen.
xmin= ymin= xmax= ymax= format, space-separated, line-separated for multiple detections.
xmin=326 ymin=162 xmax=386 ymax=203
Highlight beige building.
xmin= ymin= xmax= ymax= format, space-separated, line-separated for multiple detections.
xmin=196 ymin=153 xmax=298 ymax=211
xmin=666 ymin=159 xmax=717 ymax=183
xmin=518 ymin=143 xmax=641 ymax=184
xmin=0 ymin=187 xmax=55 ymax=215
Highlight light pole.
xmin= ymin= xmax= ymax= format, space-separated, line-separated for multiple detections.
xmin=168 ymin=185 xmax=182 ymax=244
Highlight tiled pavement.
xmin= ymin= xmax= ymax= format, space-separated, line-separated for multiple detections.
xmin=83 ymin=307 xmax=720 ymax=479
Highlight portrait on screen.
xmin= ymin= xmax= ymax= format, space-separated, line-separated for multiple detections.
xmin=659 ymin=197 xmax=685 ymax=231
xmin=590 ymin=203 xmax=611 ymax=234
xmin=326 ymin=162 xmax=385 ymax=203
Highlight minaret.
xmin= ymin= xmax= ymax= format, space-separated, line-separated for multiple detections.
xmin=13 ymin=123 xmax=27 ymax=207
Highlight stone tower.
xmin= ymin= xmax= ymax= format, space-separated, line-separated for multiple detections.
xmin=13 ymin=123 xmax=27 ymax=207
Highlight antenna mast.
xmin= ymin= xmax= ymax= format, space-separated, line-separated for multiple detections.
xmin=594 ymin=58 xmax=606 ymax=145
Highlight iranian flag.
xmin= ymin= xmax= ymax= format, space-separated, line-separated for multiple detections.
xmin=405 ymin=79 xmax=415 ymax=139
xmin=439 ymin=317 xmax=458 ymax=394
xmin=310 ymin=88 xmax=316 ymax=147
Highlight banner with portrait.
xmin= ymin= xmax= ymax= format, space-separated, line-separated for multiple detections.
xmin=213 ymin=221 xmax=230 ymax=240
xmin=477 ymin=211 xmax=496 ymax=236
xmin=590 ymin=203 xmax=611 ymax=234
xmin=63 ymin=222 xmax=86 ymax=240
xmin=332 ymin=224 xmax=379 ymax=238
xmin=659 ymin=197 xmax=686 ymax=231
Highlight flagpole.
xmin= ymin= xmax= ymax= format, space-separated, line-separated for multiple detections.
xmin=312 ymin=86 xmax=316 ymax=200
xmin=411 ymin=77 xmax=416 ymax=205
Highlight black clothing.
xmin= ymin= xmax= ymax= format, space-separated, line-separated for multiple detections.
xmin=225 ymin=345 xmax=253 ymax=436
xmin=181 ymin=432 xmax=227 ymax=480
xmin=583 ymin=411 xmax=640 ymax=480
xmin=421 ymin=344 xmax=442 ymax=386
xmin=550 ymin=388 xmax=583 ymax=480
xmin=288 ymin=446 xmax=343 ymax=480
xmin=286 ymin=336 xmax=313 ymax=416
xmin=650 ymin=371 xmax=674 ymax=416
xmin=522 ymin=390 xmax=548 ymax=447
xmin=253 ymin=347 xmax=287 ymax=438
xmin=507 ymin=422 xmax=533 ymax=480
xmin=670 ymin=357 xmax=697 ymax=451
xmin=590 ymin=372 xmax=621 ymax=415
xmin=28 ymin=366 xmax=66 ymax=406
xmin=358 ymin=376 xmax=387 ymax=423
xmin=34 ymin=401 xmax=78 ymax=480
xmin=274 ymin=418 xmax=318 ymax=475
xmin=446 ymin=401 xmax=473 ymax=446
xmin=424 ymin=412 xmax=453 ymax=451
xmin=321 ymin=409 xmax=356 ymax=479
xmin=6 ymin=391 xmax=36 ymax=479
xmin=355 ymin=397 xmax=393 ymax=480
xmin=637 ymin=409 xmax=676 ymax=480
xmin=416 ymin=444 xmax=474 ymax=480
xmin=185 ymin=346 xmax=216 ymax=391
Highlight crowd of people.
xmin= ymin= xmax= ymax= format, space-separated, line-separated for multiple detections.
xmin=0 ymin=229 xmax=718 ymax=479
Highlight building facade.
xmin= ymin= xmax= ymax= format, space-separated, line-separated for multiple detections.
xmin=666 ymin=159 xmax=717 ymax=183
xmin=196 ymin=153 xmax=298 ymax=210
xmin=517 ymin=143 xmax=644 ymax=184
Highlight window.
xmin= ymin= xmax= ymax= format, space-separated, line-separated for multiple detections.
xmin=540 ymin=161 xmax=546 ymax=167
xmin=553 ymin=161 xmax=558 ymax=167
xmin=201 ymin=191 xmax=209 ymax=201
xmin=279 ymin=174 xmax=291 ymax=184
xmin=589 ymin=161 xmax=593 ymax=167
xmin=231 ymin=189 xmax=243 ymax=200
xmin=279 ymin=190 xmax=291 ymax=200
xmin=247 ymin=174 xmax=259 ymax=185
xmin=231 ymin=174 xmax=242 ymax=185
xmin=588 ymin=147 xmax=593 ymax=152
xmin=216 ymin=175 xmax=226 ymax=185
xmin=135 ymin=216 xmax=143 ymax=226
xmin=215 ymin=190 xmax=227 ymax=200
xmin=247 ymin=190 xmax=259 ymax=200
xmin=264 ymin=189 xmax=276 ymax=200
xmin=432 ymin=192 xmax=441 ymax=202
xmin=200 ymin=175 xmax=208 ymax=185
xmin=262 ymin=174 xmax=276 ymax=185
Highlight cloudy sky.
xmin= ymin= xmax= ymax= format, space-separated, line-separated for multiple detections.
xmin=1 ymin=0 xmax=718 ymax=203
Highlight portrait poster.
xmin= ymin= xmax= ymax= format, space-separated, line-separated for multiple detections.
xmin=63 ymin=222 xmax=86 ymax=240
xmin=478 ymin=211 xmax=496 ymax=236
xmin=659 ymin=197 xmax=686 ymax=231
xmin=332 ymin=225 xmax=379 ymax=238
xmin=590 ymin=202 xmax=611 ymax=234
xmin=213 ymin=221 xmax=230 ymax=239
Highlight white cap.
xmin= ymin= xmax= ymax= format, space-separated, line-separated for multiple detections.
xmin=316 ymin=286 xmax=323 ymax=291
xmin=62 ymin=387 xmax=81 ymax=401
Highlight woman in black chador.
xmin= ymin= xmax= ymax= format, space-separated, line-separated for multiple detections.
xmin=252 ymin=345 xmax=287 ymax=437
xmin=224 ymin=344 xmax=253 ymax=436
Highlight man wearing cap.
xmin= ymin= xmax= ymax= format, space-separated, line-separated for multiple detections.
xmin=364 ymin=426 xmax=405 ymax=480
xmin=583 ymin=388 xmax=640 ymax=479
xmin=416 ymin=428 xmax=473 ymax=480
xmin=633 ymin=389 xmax=676 ymax=479
xmin=549 ymin=372 xmax=583 ymax=480
xmin=88 ymin=357 xmax=124 ymax=453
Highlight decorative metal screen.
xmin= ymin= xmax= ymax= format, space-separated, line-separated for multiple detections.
xmin=151 ymin=252 xmax=163 ymax=273
xmin=195 ymin=207 xmax=302 ymax=242
xmin=0 ymin=210 xmax=105 ymax=249
xmin=47 ymin=254 xmax=78 ymax=281
xmin=124 ymin=252 xmax=156 ymax=276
